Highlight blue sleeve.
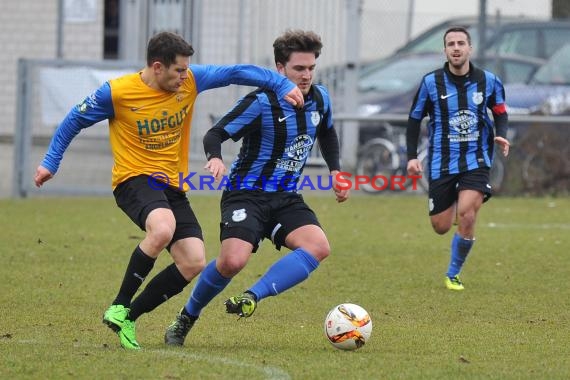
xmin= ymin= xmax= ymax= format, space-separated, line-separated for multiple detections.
xmin=491 ymin=73 xmax=506 ymax=105
xmin=407 ymin=79 xmax=429 ymax=160
xmin=489 ymin=73 xmax=508 ymax=138
xmin=222 ymin=93 xmax=263 ymax=141
xmin=322 ymin=86 xmax=334 ymax=130
xmin=41 ymin=83 xmax=114 ymax=174
xmin=409 ymin=77 xmax=430 ymax=120
xmin=315 ymin=87 xmax=340 ymax=171
xmin=190 ymin=64 xmax=296 ymax=99
xmin=203 ymin=92 xmax=261 ymax=159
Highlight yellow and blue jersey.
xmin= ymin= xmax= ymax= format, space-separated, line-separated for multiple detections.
xmin=40 ymin=64 xmax=296 ymax=191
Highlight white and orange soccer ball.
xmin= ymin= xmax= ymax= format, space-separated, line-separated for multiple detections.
xmin=324 ymin=303 xmax=372 ymax=350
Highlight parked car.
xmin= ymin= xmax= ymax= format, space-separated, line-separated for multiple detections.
xmin=356 ymin=53 xmax=444 ymax=117
xmin=354 ymin=44 xmax=570 ymax=122
xmin=317 ymin=17 xmax=570 ymax=105
xmin=484 ymin=20 xmax=570 ymax=61
xmin=393 ymin=15 xmax=529 ymax=56
xmin=476 ymin=53 xmax=545 ymax=85
xmin=353 ymin=51 xmax=545 ymax=143
xmin=317 ymin=15 xmax=521 ymax=93
xmin=506 ymin=43 xmax=570 ymax=115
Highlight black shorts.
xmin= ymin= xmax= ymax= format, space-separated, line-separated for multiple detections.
xmin=113 ymin=175 xmax=203 ymax=244
xmin=219 ymin=190 xmax=320 ymax=252
xmin=428 ymin=167 xmax=491 ymax=216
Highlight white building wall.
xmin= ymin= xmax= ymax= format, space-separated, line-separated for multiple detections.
xmin=63 ymin=21 xmax=105 ymax=59
xmin=194 ymin=0 xmax=346 ymax=69
xmin=0 ymin=0 xmax=103 ymax=136
xmin=0 ymin=0 xmax=553 ymax=137
xmin=193 ymin=0 xmax=349 ymax=127
xmin=362 ymin=0 xmax=552 ymax=60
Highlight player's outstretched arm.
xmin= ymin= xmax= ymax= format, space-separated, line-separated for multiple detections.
xmin=191 ymin=64 xmax=305 ymax=107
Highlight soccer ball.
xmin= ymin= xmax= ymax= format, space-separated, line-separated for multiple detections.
xmin=324 ymin=303 xmax=372 ymax=350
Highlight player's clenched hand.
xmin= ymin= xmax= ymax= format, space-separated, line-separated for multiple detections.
xmin=34 ymin=166 xmax=53 ymax=187
xmin=283 ymin=86 xmax=304 ymax=108
xmin=331 ymin=170 xmax=349 ymax=203
xmin=494 ymin=136 xmax=510 ymax=157
xmin=407 ymin=159 xmax=423 ymax=176
xmin=204 ymin=158 xmax=226 ymax=181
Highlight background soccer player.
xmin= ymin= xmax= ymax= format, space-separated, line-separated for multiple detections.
xmin=34 ymin=31 xmax=303 ymax=349
xmin=406 ymin=26 xmax=510 ymax=290
xmin=164 ymin=29 xmax=348 ymax=346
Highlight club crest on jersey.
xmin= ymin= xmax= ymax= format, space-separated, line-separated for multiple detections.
xmin=232 ymin=208 xmax=247 ymax=222
xmin=77 ymin=93 xmax=97 ymax=114
xmin=285 ymin=134 xmax=313 ymax=160
xmin=449 ymin=109 xmax=477 ymax=135
xmin=78 ymin=101 xmax=88 ymax=114
xmin=472 ymin=92 xmax=483 ymax=105
xmin=311 ymin=111 xmax=321 ymax=126
xmin=176 ymin=93 xmax=184 ymax=102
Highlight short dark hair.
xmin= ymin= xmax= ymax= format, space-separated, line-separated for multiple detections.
xmin=146 ymin=31 xmax=195 ymax=67
xmin=443 ymin=26 xmax=472 ymax=46
xmin=273 ymin=29 xmax=323 ymax=65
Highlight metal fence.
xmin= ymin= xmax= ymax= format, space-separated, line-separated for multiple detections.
xmin=13 ymin=56 xmax=570 ymax=197
xmin=332 ymin=113 xmax=570 ymax=196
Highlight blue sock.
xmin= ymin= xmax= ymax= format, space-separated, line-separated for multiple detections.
xmin=184 ymin=260 xmax=231 ymax=317
xmin=446 ymin=233 xmax=474 ymax=277
xmin=249 ymin=248 xmax=319 ymax=301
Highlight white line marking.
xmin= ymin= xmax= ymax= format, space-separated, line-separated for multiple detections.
xmin=485 ymin=223 xmax=570 ymax=230
xmin=4 ymin=340 xmax=291 ymax=380
xmin=152 ymin=349 xmax=291 ymax=380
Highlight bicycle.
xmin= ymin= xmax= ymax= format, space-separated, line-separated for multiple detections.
xmin=355 ymin=122 xmax=506 ymax=194
xmin=355 ymin=122 xmax=429 ymax=194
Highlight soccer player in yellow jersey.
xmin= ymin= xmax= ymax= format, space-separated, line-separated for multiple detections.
xmin=34 ymin=31 xmax=303 ymax=350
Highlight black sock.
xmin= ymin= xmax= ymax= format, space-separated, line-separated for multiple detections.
xmin=181 ymin=307 xmax=198 ymax=321
xmin=113 ymin=246 xmax=155 ymax=307
xmin=128 ymin=263 xmax=190 ymax=321
xmin=245 ymin=290 xmax=258 ymax=301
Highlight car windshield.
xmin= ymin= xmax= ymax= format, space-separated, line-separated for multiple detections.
xmin=398 ymin=17 xmax=523 ymax=56
xmin=475 ymin=54 xmax=545 ymax=84
xmin=530 ymin=43 xmax=570 ymax=85
xmin=358 ymin=55 xmax=443 ymax=94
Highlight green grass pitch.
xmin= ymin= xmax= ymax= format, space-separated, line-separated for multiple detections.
xmin=1 ymin=195 xmax=568 ymax=379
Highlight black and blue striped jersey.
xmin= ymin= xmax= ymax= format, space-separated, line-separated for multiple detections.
xmin=407 ymin=62 xmax=508 ymax=181
xmin=204 ymin=84 xmax=340 ymax=192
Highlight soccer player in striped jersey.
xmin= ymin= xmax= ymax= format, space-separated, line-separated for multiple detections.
xmin=406 ymin=26 xmax=510 ymax=291
xmin=33 ymin=31 xmax=304 ymax=349
xmin=164 ymin=30 xmax=349 ymax=346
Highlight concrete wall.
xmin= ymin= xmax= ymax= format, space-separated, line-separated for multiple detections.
xmin=0 ymin=0 xmax=103 ymax=136
xmin=0 ymin=0 xmax=553 ymax=137
xmin=362 ymin=0 xmax=553 ymax=61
